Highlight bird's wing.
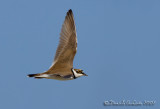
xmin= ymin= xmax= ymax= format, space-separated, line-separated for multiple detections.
xmin=49 ymin=9 xmax=77 ymax=70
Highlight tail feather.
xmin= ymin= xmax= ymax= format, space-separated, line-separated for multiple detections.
xmin=27 ymin=73 xmax=48 ymax=79
xmin=35 ymin=77 xmax=43 ymax=79
xmin=27 ymin=74 xmax=37 ymax=77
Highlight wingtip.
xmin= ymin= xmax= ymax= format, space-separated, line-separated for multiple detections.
xmin=67 ymin=9 xmax=73 ymax=15
xmin=68 ymin=9 xmax=72 ymax=12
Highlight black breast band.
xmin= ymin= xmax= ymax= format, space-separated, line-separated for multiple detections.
xmin=71 ymin=68 xmax=77 ymax=79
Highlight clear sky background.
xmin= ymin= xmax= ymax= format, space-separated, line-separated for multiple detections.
xmin=0 ymin=0 xmax=160 ymax=109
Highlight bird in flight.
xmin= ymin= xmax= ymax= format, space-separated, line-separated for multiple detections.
xmin=27 ymin=9 xmax=88 ymax=80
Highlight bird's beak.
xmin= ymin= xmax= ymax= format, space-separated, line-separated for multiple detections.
xmin=83 ymin=73 xmax=88 ymax=76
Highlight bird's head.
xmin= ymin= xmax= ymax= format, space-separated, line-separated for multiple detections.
xmin=72 ymin=69 xmax=88 ymax=78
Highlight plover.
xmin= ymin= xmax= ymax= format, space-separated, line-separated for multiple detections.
xmin=28 ymin=9 xmax=87 ymax=80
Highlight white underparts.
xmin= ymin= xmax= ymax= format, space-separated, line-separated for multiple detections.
xmin=72 ymin=69 xmax=83 ymax=78
xmin=36 ymin=74 xmax=49 ymax=78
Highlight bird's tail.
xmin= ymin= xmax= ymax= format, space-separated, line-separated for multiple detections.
xmin=27 ymin=74 xmax=37 ymax=77
xmin=27 ymin=73 xmax=46 ymax=79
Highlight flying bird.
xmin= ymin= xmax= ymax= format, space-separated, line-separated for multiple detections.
xmin=27 ymin=9 xmax=87 ymax=80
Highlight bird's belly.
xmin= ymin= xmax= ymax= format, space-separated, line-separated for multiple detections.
xmin=46 ymin=74 xmax=74 ymax=81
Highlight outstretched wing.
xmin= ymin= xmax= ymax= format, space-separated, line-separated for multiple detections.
xmin=50 ymin=9 xmax=77 ymax=69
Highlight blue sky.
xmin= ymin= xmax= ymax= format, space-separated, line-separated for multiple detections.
xmin=0 ymin=0 xmax=160 ymax=109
